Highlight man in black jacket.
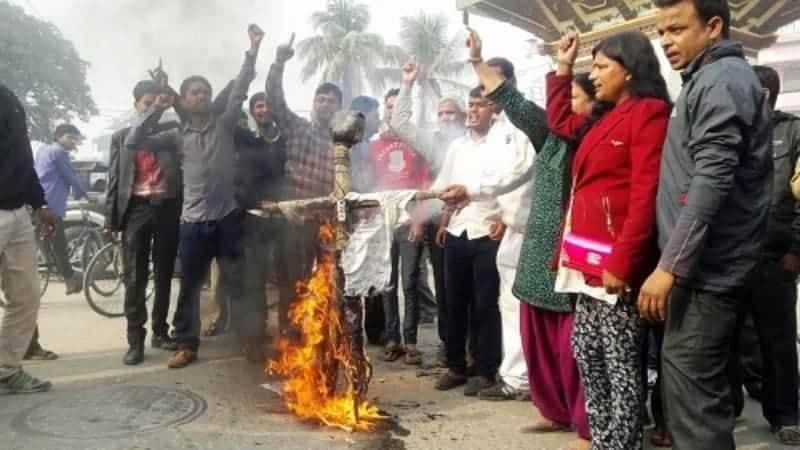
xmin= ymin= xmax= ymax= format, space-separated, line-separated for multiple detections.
xmin=106 ymin=80 xmax=182 ymax=365
xmin=639 ymin=1 xmax=774 ymax=448
xmin=728 ymin=65 xmax=800 ymax=445
xmin=0 ymin=82 xmax=57 ymax=394
xmin=230 ymin=91 xmax=285 ymax=361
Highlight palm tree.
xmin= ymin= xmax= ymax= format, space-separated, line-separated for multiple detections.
xmin=295 ymin=0 xmax=402 ymax=105
xmin=380 ymin=12 xmax=470 ymax=126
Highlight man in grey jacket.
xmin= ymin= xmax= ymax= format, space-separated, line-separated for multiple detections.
xmin=639 ymin=1 xmax=774 ymax=448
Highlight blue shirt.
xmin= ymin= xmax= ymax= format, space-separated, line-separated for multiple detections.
xmin=34 ymin=143 xmax=87 ymax=217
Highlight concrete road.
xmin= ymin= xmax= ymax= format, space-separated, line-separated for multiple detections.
xmin=1 ymin=280 xmax=793 ymax=450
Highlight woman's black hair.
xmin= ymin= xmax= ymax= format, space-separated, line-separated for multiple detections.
xmin=577 ymin=31 xmax=672 ymax=140
xmin=572 ymin=72 xmax=596 ymax=101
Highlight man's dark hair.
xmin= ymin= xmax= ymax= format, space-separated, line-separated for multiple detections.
xmin=469 ymin=86 xmax=483 ymax=99
xmin=384 ymin=88 xmax=400 ymax=102
xmin=654 ymin=0 xmax=731 ymax=39
xmin=54 ymin=123 xmax=81 ymax=140
xmin=753 ymin=65 xmax=780 ymax=109
xmin=315 ymin=82 xmax=343 ymax=106
xmin=179 ymin=75 xmax=213 ymax=97
xmin=349 ymin=96 xmax=379 ymax=114
xmin=133 ymin=80 xmax=161 ymax=102
xmin=486 ymin=57 xmax=516 ymax=83
xmin=249 ymin=92 xmax=268 ymax=113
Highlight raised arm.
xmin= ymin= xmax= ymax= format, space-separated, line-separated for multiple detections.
xmin=221 ymin=25 xmax=262 ymax=130
xmin=546 ymin=33 xmax=587 ymax=139
xmin=266 ymin=33 xmax=305 ymax=130
xmin=126 ymin=96 xmax=179 ymax=153
xmin=389 ymin=58 xmax=436 ymax=162
xmin=466 ymin=28 xmax=549 ymax=150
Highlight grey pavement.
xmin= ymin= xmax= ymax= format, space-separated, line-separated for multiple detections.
xmin=1 ymin=280 xmax=794 ymax=450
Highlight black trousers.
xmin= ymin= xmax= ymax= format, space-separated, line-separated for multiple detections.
xmin=274 ymin=221 xmax=317 ymax=335
xmin=230 ymin=214 xmax=276 ymax=345
xmin=662 ymin=284 xmax=744 ymax=450
xmin=443 ymin=232 xmax=500 ymax=379
xmin=122 ymin=197 xmax=180 ymax=343
xmin=730 ymin=259 xmax=798 ymax=428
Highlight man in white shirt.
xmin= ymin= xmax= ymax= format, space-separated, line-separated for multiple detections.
xmin=432 ymin=87 xmax=506 ymax=395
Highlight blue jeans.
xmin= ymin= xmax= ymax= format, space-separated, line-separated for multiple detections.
xmin=383 ymin=225 xmax=427 ymax=345
xmin=173 ymin=212 xmax=243 ymax=351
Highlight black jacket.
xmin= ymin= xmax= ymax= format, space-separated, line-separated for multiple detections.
xmin=233 ymin=127 xmax=286 ymax=209
xmin=0 ymin=83 xmax=45 ymax=211
xmin=765 ymin=111 xmax=800 ymax=259
xmin=105 ymin=122 xmax=182 ymax=229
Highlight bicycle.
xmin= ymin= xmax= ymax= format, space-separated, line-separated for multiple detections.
xmin=83 ymin=237 xmax=154 ymax=318
xmin=36 ymin=204 xmax=104 ymax=298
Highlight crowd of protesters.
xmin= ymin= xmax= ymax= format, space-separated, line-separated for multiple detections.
xmin=2 ymin=0 xmax=800 ymax=449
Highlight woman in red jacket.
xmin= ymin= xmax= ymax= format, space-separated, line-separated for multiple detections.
xmin=547 ymin=31 xmax=671 ymax=450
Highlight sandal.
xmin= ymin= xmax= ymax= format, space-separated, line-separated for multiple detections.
xmin=650 ymin=430 xmax=672 ymax=448
xmin=775 ymin=425 xmax=800 ymax=445
xmin=378 ymin=343 xmax=405 ymax=362
xmin=403 ymin=348 xmax=423 ymax=365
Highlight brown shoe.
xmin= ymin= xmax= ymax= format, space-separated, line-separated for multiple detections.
xmin=167 ymin=349 xmax=197 ymax=369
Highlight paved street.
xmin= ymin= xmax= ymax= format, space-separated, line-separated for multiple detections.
xmin=1 ymin=280 xmax=794 ymax=450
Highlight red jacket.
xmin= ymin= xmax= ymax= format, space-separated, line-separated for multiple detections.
xmin=546 ymin=72 xmax=670 ymax=288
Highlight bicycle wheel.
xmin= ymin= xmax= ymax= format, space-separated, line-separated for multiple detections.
xmin=81 ymin=230 xmax=104 ymax=271
xmin=37 ymin=246 xmax=50 ymax=299
xmin=84 ymin=242 xmax=125 ymax=318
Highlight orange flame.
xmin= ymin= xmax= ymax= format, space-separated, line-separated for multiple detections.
xmin=267 ymin=222 xmax=384 ymax=432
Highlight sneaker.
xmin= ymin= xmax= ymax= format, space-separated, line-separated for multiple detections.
xmin=479 ymin=380 xmax=517 ymax=401
xmin=0 ymin=369 xmax=51 ymax=394
xmin=167 ymin=349 xmax=198 ymax=369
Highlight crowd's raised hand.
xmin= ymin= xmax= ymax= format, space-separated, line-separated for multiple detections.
xmin=401 ymin=56 xmax=419 ymax=87
xmin=276 ymin=32 xmax=296 ymax=65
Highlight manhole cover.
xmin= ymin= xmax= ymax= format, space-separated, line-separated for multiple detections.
xmin=14 ymin=385 xmax=206 ymax=439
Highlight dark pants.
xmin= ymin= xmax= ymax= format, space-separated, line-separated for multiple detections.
xmin=425 ymin=223 xmax=447 ymax=344
xmin=642 ymin=323 xmax=665 ymax=430
xmin=443 ymin=232 xmax=501 ymax=379
xmin=173 ymin=212 xmax=243 ymax=351
xmin=122 ymin=197 xmax=180 ymax=343
xmin=662 ymin=284 xmax=744 ymax=450
xmin=383 ymin=225 xmax=424 ymax=345
xmin=731 ymin=259 xmax=798 ymax=427
xmin=44 ymin=218 xmax=74 ymax=280
xmin=274 ymin=221 xmax=317 ymax=335
xmin=230 ymin=214 xmax=276 ymax=345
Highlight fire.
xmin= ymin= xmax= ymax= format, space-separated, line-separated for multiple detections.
xmin=267 ymin=222 xmax=385 ymax=432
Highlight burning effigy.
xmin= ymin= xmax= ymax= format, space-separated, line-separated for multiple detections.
xmin=258 ymin=111 xmax=439 ymax=432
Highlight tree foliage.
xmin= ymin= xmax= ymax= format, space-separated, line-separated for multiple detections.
xmin=295 ymin=0 xmax=403 ymax=105
xmin=389 ymin=12 xmax=470 ymax=125
xmin=0 ymin=1 xmax=97 ymax=141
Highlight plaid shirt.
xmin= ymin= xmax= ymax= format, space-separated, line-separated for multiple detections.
xmin=266 ymin=63 xmax=333 ymax=200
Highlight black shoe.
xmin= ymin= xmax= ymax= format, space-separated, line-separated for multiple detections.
xmin=463 ymin=377 xmax=483 ymax=397
xmin=123 ymin=345 xmax=144 ymax=365
xmin=478 ymin=380 xmax=517 ymax=401
xmin=151 ymin=334 xmax=178 ymax=351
